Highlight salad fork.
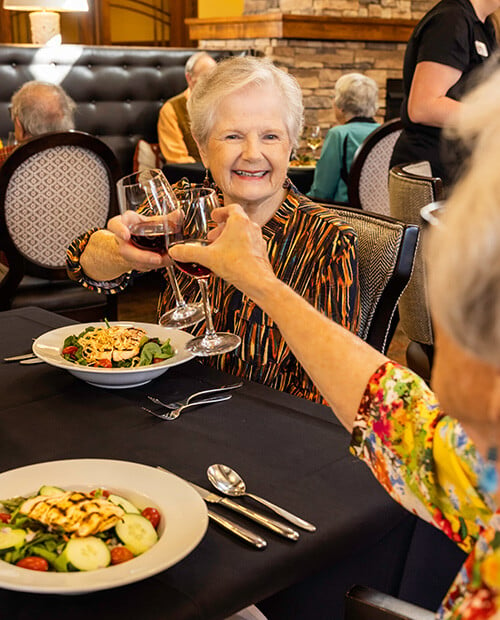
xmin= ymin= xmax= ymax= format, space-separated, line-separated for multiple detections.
xmin=147 ymin=381 xmax=243 ymax=410
xmin=142 ymin=394 xmax=232 ymax=421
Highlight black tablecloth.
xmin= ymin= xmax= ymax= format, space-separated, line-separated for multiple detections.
xmin=0 ymin=308 xmax=414 ymax=620
xmin=163 ymin=163 xmax=315 ymax=195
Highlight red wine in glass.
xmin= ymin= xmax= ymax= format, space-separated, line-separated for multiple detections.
xmin=170 ymin=240 xmax=211 ymax=278
xmin=129 ymin=220 xmax=168 ymax=255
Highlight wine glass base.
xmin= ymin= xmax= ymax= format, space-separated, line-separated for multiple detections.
xmin=186 ymin=332 xmax=241 ymax=357
xmin=159 ymin=303 xmax=205 ymax=329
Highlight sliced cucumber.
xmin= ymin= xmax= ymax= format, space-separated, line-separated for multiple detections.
xmin=61 ymin=537 xmax=111 ymax=571
xmin=0 ymin=528 xmax=26 ymax=552
xmin=38 ymin=485 xmax=65 ymax=496
xmin=115 ymin=513 xmax=158 ymax=555
xmin=107 ymin=493 xmax=140 ymax=514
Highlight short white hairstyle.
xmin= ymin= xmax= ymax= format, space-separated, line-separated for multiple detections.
xmin=427 ymin=61 xmax=500 ymax=367
xmin=185 ymin=51 xmax=213 ymax=77
xmin=10 ymin=81 xmax=75 ymax=136
xmin=187 ymin=56 xmax=304 ymax=150
xmin=334 ymin=73 xmax=378 ymax=118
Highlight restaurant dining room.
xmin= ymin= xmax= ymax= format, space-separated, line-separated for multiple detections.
xmin=0 ymin=0 xmax=497 ymax=618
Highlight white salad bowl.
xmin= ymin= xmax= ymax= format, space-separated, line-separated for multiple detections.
xmin=32 ymin=321 xmax=194 ymax=389
xmin=0 ymin=459 xmax=208 ymax=594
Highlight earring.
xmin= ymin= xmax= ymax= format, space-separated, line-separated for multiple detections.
xmin=479 ymin=446 xmax=498 ymax=494
xmin=203 ymin=168 xmax=211 ymax=187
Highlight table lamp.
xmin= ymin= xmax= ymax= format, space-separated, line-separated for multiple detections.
xmin=3 ymin=0 xmax=88 ymax=46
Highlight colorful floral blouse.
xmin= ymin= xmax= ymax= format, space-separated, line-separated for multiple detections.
xmin=350 ymin=361 xmax=500 ymax=618
xmin=67 ymin=180 xmax=359 ymax=402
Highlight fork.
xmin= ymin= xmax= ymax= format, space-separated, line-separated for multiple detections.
xmin=147 ymin=381 xmax=243 ymax=410
xmin=142 ymin=394 xmax=232 ymax=421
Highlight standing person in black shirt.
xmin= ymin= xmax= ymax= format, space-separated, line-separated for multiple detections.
xmin=390 ymin=0 xmax=499 ymax=186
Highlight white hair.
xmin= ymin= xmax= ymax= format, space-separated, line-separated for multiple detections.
xmin=427 ymin=60 xmax=500 ymax=367
xmin=334 ymin=73 xmax=379 ymax=118
xmin=187 ymin=56 xmax=304 ymax=150
xmin=11 ymin=81 xmax=75 ymax=136
xmin=185 ymin=51 xmax=213 ymax=77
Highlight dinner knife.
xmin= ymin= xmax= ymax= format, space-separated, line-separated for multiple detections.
xmin=207 ymin=510 xmax=267 ymax=549
xmin=187 ymin=481 xmax=299 ymax=541
xmin=155 ymin=466 xmax=267 ymax=548
xmin=4 ymin=353 xmax=36 ymax=362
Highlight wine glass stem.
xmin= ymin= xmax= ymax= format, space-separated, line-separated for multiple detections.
xmin=166 ymin=264 xmax=188 ymax=309
xmin=197 ymin=278 xmax=216 ymax=337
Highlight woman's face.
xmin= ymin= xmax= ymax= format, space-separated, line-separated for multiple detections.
xmin=199 ymin=83 xmax=293 ymax=220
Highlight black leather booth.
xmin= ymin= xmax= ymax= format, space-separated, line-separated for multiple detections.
xmin=0 ymin=44 xmax=249 ymax=176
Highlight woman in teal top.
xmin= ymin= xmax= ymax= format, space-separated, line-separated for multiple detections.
xmin=308 ymin=73 xmax=380 ymax=204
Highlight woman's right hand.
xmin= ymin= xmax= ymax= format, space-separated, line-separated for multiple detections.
xmin=106 ymin=212 xmax=172 ymax=273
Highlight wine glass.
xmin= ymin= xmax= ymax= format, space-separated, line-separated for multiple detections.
xmin=116 ymin=169 xmax=205 ymax=329
xmin=169 ymin=186 xmax=241 ymax=357
xmin=306 ymin=125 xmax=322 ymax=158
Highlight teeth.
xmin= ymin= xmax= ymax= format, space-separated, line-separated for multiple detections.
xmin=235 ymin=170 xmax=267 ymax=177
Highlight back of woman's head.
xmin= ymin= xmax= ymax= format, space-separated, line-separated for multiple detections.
xmin=427 ymin=62 xmax=500 ymax=367
xmin=188 ymin=56 xmax=304 ymax=149
xmin=334 ymin=73 xmax=378 ymax=118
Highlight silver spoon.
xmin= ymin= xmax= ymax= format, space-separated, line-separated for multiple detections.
xmin=207 ymin=464 xmax=316 ymax=532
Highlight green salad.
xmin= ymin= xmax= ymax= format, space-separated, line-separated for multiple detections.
xmin=61 ymin=321 xmax=175 ymax=368
xmin=0 ymin=486 xmax=160 ymax=572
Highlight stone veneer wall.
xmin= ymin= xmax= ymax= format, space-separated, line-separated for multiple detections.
xmin=197 ymin=0 xmax=436 ymax=152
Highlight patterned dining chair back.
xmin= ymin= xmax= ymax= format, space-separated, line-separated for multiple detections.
xmin=388 ymin=161 xmax=444 ymax=379
xmin=348 ymin=118 xmax=403 ymax=215
xmin=0 ymin=131 xmax=121 ymax=320
xmin=327 ymin=204 xmax=418 ymax=354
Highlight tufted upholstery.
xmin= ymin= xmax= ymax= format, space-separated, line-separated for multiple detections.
xmin=0 ymin=44 xmax=249 ymax=176
xmin=348 ymin=118 xmax=403 ymax=215
xmin=325 ymin=204 xmax=418 ymax=354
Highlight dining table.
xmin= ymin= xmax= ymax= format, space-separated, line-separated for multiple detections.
xmin=0 ymin=307 xmax=418 ymax=620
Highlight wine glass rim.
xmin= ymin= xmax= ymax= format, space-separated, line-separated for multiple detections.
xmin=117 ymin=168 xmax=165 ymax=188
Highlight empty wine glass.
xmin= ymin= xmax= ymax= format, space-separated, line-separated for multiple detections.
xmin=116 ymin=169 xmax=205 ymax=329
xmin=306 ymin=125 xmax=322 ymax=157
xmin=169 ymin=186 xmax=241 ymax=357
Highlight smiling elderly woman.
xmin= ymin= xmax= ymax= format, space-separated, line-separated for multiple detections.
xmin=67 ymin=57 xmax=360 ymax=402
xmin=168 ymin=59 xmax=500 ymax=617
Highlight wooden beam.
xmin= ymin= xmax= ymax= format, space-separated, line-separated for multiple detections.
xmin=186 ymin=13 xmax=417 ymax=43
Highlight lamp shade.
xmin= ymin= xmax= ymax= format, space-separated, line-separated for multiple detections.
xmin=3 ymin=0 xmax=88 ymax=11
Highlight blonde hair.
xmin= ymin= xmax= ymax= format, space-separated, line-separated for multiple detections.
xmin=427 ymin=61 xmax=500 ymax=366
xmin=187 ymin=56 xmax=304 ymax=150
xmin=334 ymin=73 xmax=378 ymax=118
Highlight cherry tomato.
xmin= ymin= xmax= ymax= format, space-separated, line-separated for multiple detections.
xmin=152 ymin=358 xmax=164 ymax=364
xmin=16 ymin=557 xmax=49 ymax=571
xmin=90 ymin=488 xmax=110 ymax=498
xmin=0 ymin=512 xmax=10 ymax=523
xmin=110 ymin=546 xmax=134 ymax=565
xmin=141 ymin=507 xmax=160 ymax=529
xmin=96 ymin=359 xmax=112 ymax=368
xmin=62 ymin=345 xmax=78 ymax=355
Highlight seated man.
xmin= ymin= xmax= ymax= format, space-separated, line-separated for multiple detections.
xmin=308 ymin=73 xmax=379 ymax=204
xmin=0 ymin=81 xmax=75 ymax=167
xmin=157 ymin=51 xmax=217 ymax=163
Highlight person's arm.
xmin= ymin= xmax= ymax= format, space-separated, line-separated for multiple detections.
xmin=157 ymin=101 xmax=196 ymax=164
xmin=307 ymin=129 xmax=342 ymax=200
xmin=407 ymin=61 xmax=462 ymax=127
xmin=169 ymin=205 xmax=386 ymax=432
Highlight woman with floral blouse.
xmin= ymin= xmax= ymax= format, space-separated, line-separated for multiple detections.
xmin=169 ymin=61 xmax=500 ymax=617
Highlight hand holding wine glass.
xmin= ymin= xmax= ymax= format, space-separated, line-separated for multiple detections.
xmin=116 ymin=169 xmax=205 ymax=329
xmin=170 ymin=186 xmax=241 ymax=356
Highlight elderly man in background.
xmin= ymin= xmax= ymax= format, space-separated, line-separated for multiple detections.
xmin=0 ymin=81 xmax=75 ymax=167
xmin=157 ymin=51 xmax=217 ymax=163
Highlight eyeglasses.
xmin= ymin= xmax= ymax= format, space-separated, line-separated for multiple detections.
xmin=420 ymin=201 xmax=445 ymax=227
